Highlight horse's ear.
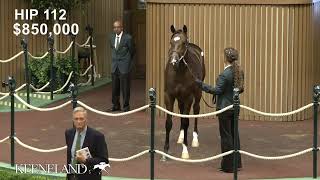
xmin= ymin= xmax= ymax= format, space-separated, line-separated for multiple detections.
xmin=183 ymin=25 xmax=187 ymax=33
xmin=170 ymin=25 xmax=176 ymax=33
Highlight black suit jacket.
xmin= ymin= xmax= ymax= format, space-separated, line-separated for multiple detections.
xmin=109 ymin=32 xmax=135 ymax=74
xmin=65 ymin=126 xmax=108 ymax=180
xmin=200 ymin=66 xmax=244 ymax=110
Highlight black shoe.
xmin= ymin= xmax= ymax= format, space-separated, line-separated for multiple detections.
xmin=219 ymin=169 xmax=233 ymax=173
xmin=219 ymin=168 xmax=240 ymax=173
xmin=123 ymin=106 xmax=130 ymax=112
xmin=107 ymin=107 xmax=121 ymax=112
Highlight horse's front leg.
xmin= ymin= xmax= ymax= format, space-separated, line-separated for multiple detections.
xmin=164 ymin=113 xmax=173 ymax=153
xmin=181 ymin=97 xmax=192 ymax=159
xmin=192 ymin=92 xmax=201 ymax=147
xmin=162 ymin=93 xmax=174 ymax=161
xmin=177 ymin=101 xmax=185 ymax=144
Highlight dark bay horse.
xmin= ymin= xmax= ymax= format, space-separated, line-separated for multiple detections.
xmin=163 ymin=25 xmax=205 ymax=159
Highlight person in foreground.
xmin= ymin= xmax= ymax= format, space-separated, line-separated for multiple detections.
xmin=195 ymin=47 xmax=244 ymax=173
xmin=65 ymin=107 xmax=109 ymax=180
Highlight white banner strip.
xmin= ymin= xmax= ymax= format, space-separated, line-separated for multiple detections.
xmin=155 ymin=150 xmax=234 ymax=163
xmin=156 ymin=105 xmax=233 ymax=118
xmin=0 ymin=136 xmax=10 ymax=143
xmin=14 ymin=137 xmax=66 ymax=153
xmin=109 ymin=150 xmax=150 ymax=162
xmin=56 ymin=41 xmax=74 ymax=54
xmin=0 ymin=83 xmax=26 ymax=95
xmin=14 ymin=94 xmax=71 ymax=111
xmin=0 ymin=51 xmax=24 ymax=63
xmin=30 ymin=82 xmax=50 ymax=92
xmin=28 ymin=51 xmax=49 ymax=60
xmin=78 ymin=75 xmax=92 ymax=87
xmin=36 ymin=72 xmax=73 ymax=94
xmin=75 ymin=36 xmax=91 ymax=47
xmin=80 ymin=65 xmax=93 ymax=77
xmin=0 ymin=94 xmax=10 ymax=101
xmin=239 ymin=148 xmax=313 ymax=160
xmin=15 ymin=84 xmax=27 ymax=92
xmin=0 ymin=92 xmax=8 ymax=96
xmin=77 ymin=101 xmax=149 ymax=117
xmin=240 ymin=103 xmax=313 ymax=117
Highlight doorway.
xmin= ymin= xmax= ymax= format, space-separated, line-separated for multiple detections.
xmin=124 ymin=0 xmax=146 ymax=79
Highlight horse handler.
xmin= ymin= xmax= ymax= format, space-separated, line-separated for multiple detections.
xmin=195 ymin=47 xmax=244 ymax=173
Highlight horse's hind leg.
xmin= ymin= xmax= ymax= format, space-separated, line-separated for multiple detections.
xmin=177 ymin=101 xmax=185 ymax=144
xmin=192 ymin=92 xmax=201 ymax=147
xmin=162 ymin=93 xmax=174 ymax=161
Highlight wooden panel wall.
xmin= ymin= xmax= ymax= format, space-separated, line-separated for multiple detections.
xmin=0 ymin=0 xmax=28 ymax=93
xmin=146 ymin=1 xmax=320 ymax=121
xmin=0 ymin=0 xmax=123 ymax=93
xmin=147 ymin=0 xmax=320 ymax=5
xmin=83 ymin=0 xmax=123 ymax=78
xmin=314 ymin=2 xmax=320 ymax=88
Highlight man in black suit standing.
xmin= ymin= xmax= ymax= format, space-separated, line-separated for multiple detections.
xmin=65 ymin=107 xmax=109 ymax=180
xmin=109 ymin=20 xmax=135 ymax=112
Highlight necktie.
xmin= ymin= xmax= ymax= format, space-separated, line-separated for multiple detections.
xmin=115 ymin=36 xmax=120 ymax=49
xmin=71 ymin=133 xmax=81 ymax=169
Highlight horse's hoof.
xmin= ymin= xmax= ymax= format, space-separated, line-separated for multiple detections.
xmin=181 ymin=144 xmax=189 ymax=159
xmin=177 ymin=130 xmax=184 ymax=144
xmin=160 ymin=156 xmax=167 ymax=162
xmin=181 ymin=152 xmax=189 ymax=159
xmin=192 ymin=139 xmax=199 ymax=147
xmin=192 ymin=132 xmax=199 ymax=147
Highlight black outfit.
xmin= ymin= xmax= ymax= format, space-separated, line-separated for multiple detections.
xmin=109 ymin=32 xmax=135 ymax=111
xmin=197 ymin=66 xmax=243 ymax=172
xmin=65 ymin=127 xmax=109 ymax=180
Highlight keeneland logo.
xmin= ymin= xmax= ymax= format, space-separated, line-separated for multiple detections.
xmin=93 ymin=162 xmax=110 ymax=173
xmin=15 ymin=162 xmax=110 ymax=174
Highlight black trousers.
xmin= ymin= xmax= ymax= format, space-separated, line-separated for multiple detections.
xmin=218 ymin=110 xmax=242 ymax=171
xmin=111 ymin=68 xmax=131 ymax=109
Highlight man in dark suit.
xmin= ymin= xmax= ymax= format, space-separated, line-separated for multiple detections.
xmin=196 ymin=47 xmax=244 ymax=173
xmin=65 ymin=107 xmax=109 ymax=180
xmin=109 ymin=20 xmax=135 ymax=112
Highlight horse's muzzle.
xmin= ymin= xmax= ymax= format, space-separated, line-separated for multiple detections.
xmin=171 ymin=57 xmax=181 ymax=70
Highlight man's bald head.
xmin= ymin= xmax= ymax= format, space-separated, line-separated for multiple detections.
xmin=113 ymin=20 xmax=123 ymax=35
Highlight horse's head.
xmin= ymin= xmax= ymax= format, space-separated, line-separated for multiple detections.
xmin=168 ymin=25 xmax=189 ymax=70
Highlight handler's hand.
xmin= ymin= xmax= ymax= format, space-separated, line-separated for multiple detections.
xmin=194 ymin=78 xmax=203 ymax=88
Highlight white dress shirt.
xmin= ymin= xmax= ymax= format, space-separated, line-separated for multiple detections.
xmin=114 ymin=31 xmax=123 ymax=48
xmin=71 ymin=126 xmax=87 ymax=164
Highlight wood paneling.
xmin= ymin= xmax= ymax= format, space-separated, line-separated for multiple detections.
xmin=131 ymin=9 xmax=146 ymax=78
xmin=146 ymin=1 xmax=320 ymax=121
xmin=147 ymin=0 xmax=320 ymax=5
xmin=83 ymin=0 xmax=123 ymax=78
xmin=0 ymin=0 xmax=27 ymax=93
